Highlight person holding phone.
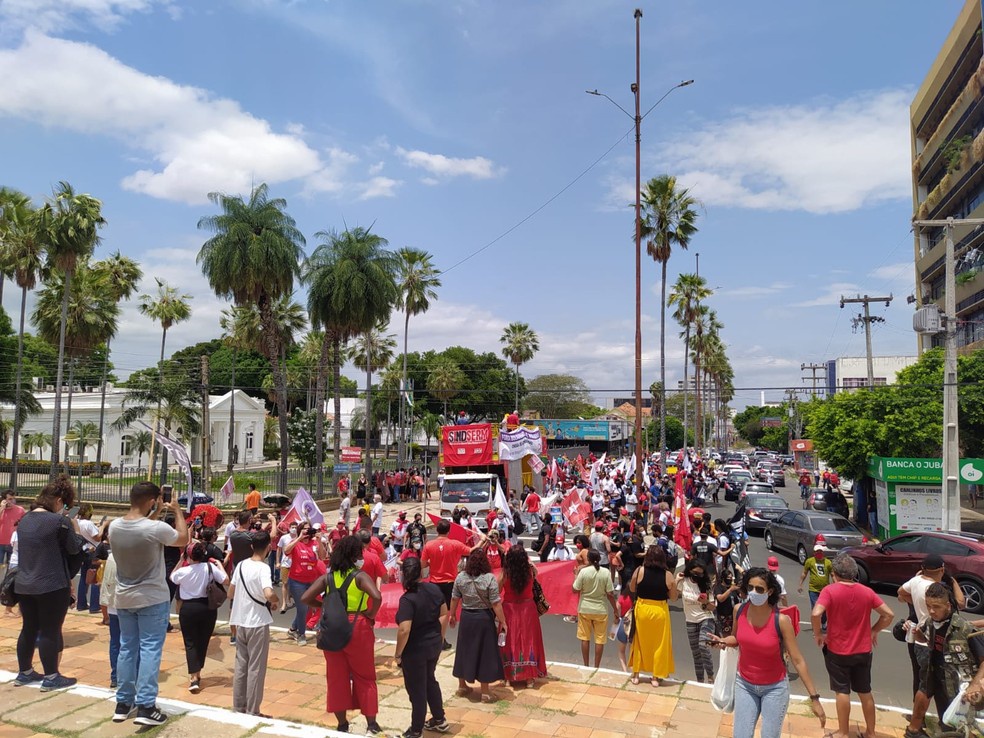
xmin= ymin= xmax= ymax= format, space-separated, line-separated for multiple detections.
xmin=284 ymin=522 xmax=326 ymax=646
xmin=108 ymin=481 xmax=190 ymax=727
xmin=76 ymin=504 xmax=108 ymax=614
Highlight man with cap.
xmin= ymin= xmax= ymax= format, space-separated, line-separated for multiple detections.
xmin=767 ymin=556 xmax=789 ymax=607
xmin=799 ymin=543 xmax=832 ymax=631
xmin=390 ymin=511 xmax=409 ymax=554
xmin=899 ymin=554 xmax=968 ymax=703
xmin=404 ymin=512 xmax=426 ymax=554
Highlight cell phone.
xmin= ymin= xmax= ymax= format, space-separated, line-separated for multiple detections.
xmin=161 ymin=485 xmax=173 ymax=504
xmin=65 ymin=506 xmax=80 ymax=519
xmin=99 ymin=515 xmax=108 ymax=526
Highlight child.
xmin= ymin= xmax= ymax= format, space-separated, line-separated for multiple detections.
xmin=99 ymin=551 xmax=120 ymax=688
xmin=612 ymin=591 xmax=633 ymax=672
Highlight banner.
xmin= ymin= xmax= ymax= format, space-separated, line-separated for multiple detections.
xmin=561 ymin=488 xmax=590 ymax=528
xmin=219 ymin=475 xmax=235 ymax=503
xmin=528 ymin=455 xmax=545 ymax=474
xmin=442 ymin=423 xmax=495 ymax=467
xmin=530 ymin=419 xmax=611 ymax=442
xmin=281 ymin=487 xmax=324 ymax=527
xmin=499 ymin=426 xmax=543 ymax=461
xmin=340 ymin=446 xmax=363 ymax=463
xmin=139 ymin=421 xmax=194 ymax=512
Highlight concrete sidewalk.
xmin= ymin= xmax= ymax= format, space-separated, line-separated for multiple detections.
xmin=0 ymin=610 xmax=916 ymax=738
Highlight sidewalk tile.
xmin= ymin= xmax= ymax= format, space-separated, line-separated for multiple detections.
xmin=44 ymin=700 xmax=118 ymax=733
xmin=155 ymin=715 xmax=256 ymax=738
xmin=0 ymin=686 xmax=59 ymax=716
xmin=3 ymin=692 xmax=94 ymax=726
xmin=0 ymin=726 xmax=36 ymax=738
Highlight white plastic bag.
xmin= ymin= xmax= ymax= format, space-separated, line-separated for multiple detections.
xmin=942 ymin=684 xmax=971 ymax=728
xmin=711 ymin=648 xmax=738 ymax=713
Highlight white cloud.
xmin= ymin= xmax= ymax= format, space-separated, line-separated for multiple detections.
xmin=652 ymin=89 xmax=912 ymax=214
xmin=0 ymin=0 xmax=168 ymax=34
xmin=0 ymin=33 xmax=365 ymax=204
xmin=720 ymin=282 xmax=791 ymax=298
xmin=358 ymin=176 xmax=401 ymax=200
xmin=791 ymin=281 xmax=861 ymax=308
xmin=869 ymin=261 xmax=915 ymax=283
xmin=396 ymin=147 xmax=504 ymax=180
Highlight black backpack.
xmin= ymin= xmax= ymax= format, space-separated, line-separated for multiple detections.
xmin=512 ymin=510 xmax=525 ymax=536
xmin=317 ymin=571 xmax=363 ymax=652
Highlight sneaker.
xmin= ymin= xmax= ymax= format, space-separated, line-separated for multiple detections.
xmin=366 ymin=722 xmax=383 ymax=736
xmin=110 ymin=680 xmax=117 ymax=689
xmin=40 ymin=674 xmax=77 ymax=692
xmin=904 ymin=729 xmax=930 ymax=738
xmin=134 ymin=706 xmax=169 ymax=726
xmin=441 ymin=639 xmax=452 ymax=651
xmin=424 ymin=717 xmax=450 ymax=732
xmin=13 ymin=670 xmax=44 ymax=687
xmin=112 ymin=703 xmax=137 ymax=722
xmin=287 ymin=627 xmax=298 ymax=639
xmin=188 ymin=678 xmax=201 ymax=694
xmin=402 ymin=731 xmax=423 ymax=738
xmin=229 ymin=636 xmax=237 ymax=645
xmin=295 ymin=636 xmax=307 ymax=646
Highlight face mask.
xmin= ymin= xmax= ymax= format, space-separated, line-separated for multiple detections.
xmin=289 ymin=527 xmax=297 ymax=535
xmin=355 ymin=559 xmax=364 ymax=569
xmin=932 ymin=616 xmax=950 ymax=627
xmin=748 ymin=591 xmax=769 ymax=607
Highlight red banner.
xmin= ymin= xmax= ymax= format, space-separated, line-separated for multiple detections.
xmin=441 ymin=423 xmax=495 ymax=467
xmin=561 ymin=488 xmax=590 ymax=528
xmin=340 ymin=446 xmax=363 ymax=462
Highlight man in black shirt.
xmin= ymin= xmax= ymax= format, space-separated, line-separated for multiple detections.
xmin=405 ymin=514 xmax=427 ymax=554
xmin=690 ymin=527 xmax=718 ymax=573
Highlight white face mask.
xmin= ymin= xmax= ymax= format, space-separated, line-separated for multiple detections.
xmin=932 ymin=616 xmax=951 ymax=627
xmin=289 ymin=527 xmax=297 ymax=536
xmin=355 ymin=559 xmax=364 ymax=569
xmin=747 ymin=591 xmax=769 ymax=607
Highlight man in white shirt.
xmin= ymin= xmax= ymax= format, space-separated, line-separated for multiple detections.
xmin=276 ymin=523 xmax=296 ymax=613
xmin=624 ymin=489 xmax=639 ymax=515
xmin=370 ymin=495 xmax=384 ymax=537
xmin=228 ymin=530 xmax=279 ymax=716
xmin=109 ymin=482 xmax=189 ymax=727
xmin=390 ymin=512 xmax=409 ymax=553
xmin=339 ymin=494 xmax=352 ymax=530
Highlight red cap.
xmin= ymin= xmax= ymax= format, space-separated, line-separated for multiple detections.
xmin=767 ymin=556 xmax=780 ymax=571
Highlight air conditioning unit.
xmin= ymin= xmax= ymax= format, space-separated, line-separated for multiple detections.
xmin=32 ymin=377 xmax=42 ymax=389
xmin=45 ymin=385 xmax=54 ymax=392
xmin=913 ymin=306 xmax=943 ymax=334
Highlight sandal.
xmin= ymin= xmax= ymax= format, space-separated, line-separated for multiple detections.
xmin=480 ymin=693 xmax=494 ymax=704
xmin=630 ymin=674 xmax=640 ymax=685
xmin=651 ymin=677 xmax=661 ymax=688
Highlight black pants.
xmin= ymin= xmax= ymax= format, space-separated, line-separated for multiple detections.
xmin=17 ymin=587 xmax=70 ymax=675
xmin=402 ymin=650 xmax=445 ymax=733
xmin=436 ymin=582 xmax=454 ymax=609
xmin=178 ymin=598 xmax=217 ymax=674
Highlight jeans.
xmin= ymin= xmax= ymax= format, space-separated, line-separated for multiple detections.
xmin=288 ymin=578 xmax=311 ymax=636
xmin=0 ymin=544 xmax=12 ymax=566
xmin=108 ymin=614 xmax=120 ymax=684
xmin=809 ymin=590 xmax=827 ymax=630
xmin=77 ymin=555 xmax=100 ymax=612
xmin=116 ymin=600 xmax=170 ymax=708
xmin=733 ymin=675 xmax=789 ymax=738
xmin=267 ymin=551 xmax=280 ymax=585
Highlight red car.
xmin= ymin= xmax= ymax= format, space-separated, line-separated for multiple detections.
xmin=842 ymin=531 xmax=984 ymax=614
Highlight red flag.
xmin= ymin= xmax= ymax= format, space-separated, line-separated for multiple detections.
xmin=673 ymin=473 xmax=692 ymax=552
xmin=561 ymin=489 xmax=589 ymax=528
xmin=426 ymin=513 xmax=478 ymax=546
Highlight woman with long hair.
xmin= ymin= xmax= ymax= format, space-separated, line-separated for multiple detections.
xmin=13 ymin=475 xmax=83 ymax=691
xmin=678 ymin=558 xmax=715 ymax=683
xmin=394 ymin=557 xmax=449 ymax=738
xmin=169 ymin=542 xmax=228 ymax=693
xmin=449 ymin=548 xmax=507 ymax=702
xmin=498 ymin=546 xmax=547 ymax=687
xmin=284 ymin=522 xmax=326 ymax=646
xmin=302 ymin=535 xmax=382 ymax=736
xmin=709 ymin=568 xmax=825 ymax=738
xmin=628 ymin=545 xmax=677 ymax=686
xmin=482 ymin=529 xmax=507 ymax=572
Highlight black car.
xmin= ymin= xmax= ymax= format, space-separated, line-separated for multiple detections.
xmin=804 ymin=487 xmax=849 ymax=518
xmin=724 ymin=472 xmax=753 ymax=501
xmin=743 ymin=493 xmax=789 ymax=531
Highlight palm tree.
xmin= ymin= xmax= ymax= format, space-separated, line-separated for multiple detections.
xmin=668 ymin=273 xmax=711 ymax=450
xmin=394 ymin=248 xmax=441 ymax=464
xmin=428 ymin=358 xmax=465 ymax=420
xmin=33 ymin=260 xmax=119 ymax=472
xmin=640 ymin=174 xmax=700 ymax=463
xmin=0 ymin=187 xmax=44 ymax=488
xmin=198 ymin=183 xmax=305 ymax=494
xmin=24 ymin=432 xmax=52 ymax=461
xmin=689 ymin=307 xmax=722 ymax=450
xmin=130 ymin=429 xmax=152 ymax=469
xmin=65 ymin=420 xmax=101 ymax=462
xmin=35 ymin=182 xmax=105 ymax=477
xmin=499 ymin=322 xmax=539 ymax=411
xmin=0 ymin=418 xmax=13 ymax=456
xmin=418 ymin=412 xmax=441 ymax=456
xmin=219 ymin=304 xmax=264 ymax=471
xmin=303 ymin=227 xmax=398 ymax=494
xmin=347 ymin=321 xmax=397 ymax=476
xmin=93 ymin=252 xmax=142 ymax=470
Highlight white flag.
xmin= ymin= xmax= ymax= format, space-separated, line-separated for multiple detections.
xmin=493 ymin=477 xmax=511 ymax=514
xmin=219 ymin=475 xmax=235 ymax=503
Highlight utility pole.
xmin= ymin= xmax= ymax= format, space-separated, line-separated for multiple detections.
xmin=800 ymin=362 xmax=826 ymax=398
xmin=784 ymin=389 xmax=799 ymax=454
xmin=201 ymin=356 xmax=211 ymax=496
xmin=839 ymin=294 xmax=893 ymax=388
xmin=913 ymin=216 xmax=984 ymax=531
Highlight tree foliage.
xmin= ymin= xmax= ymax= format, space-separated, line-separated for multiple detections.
xmin=286 ymin=409 xmax=329 ymax=469
xmin=524 ymin=374 xmax=603 ymax=419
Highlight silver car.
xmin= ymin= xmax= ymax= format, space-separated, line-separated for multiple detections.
xmin=764 ymin=510 xmax=868 ymax=564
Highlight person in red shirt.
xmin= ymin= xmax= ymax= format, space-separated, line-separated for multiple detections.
xmin=0 ymin=490 xmax=26 ymax=568
xmin=328 ymin=520 xmax=348 ymax=548
xmin=812 ymin=554 xmax=894 ymax=738
xmin=356 ymin=530 xmax=387 ymax=589
xmin=421 ymin=520 xmax=471 ymax=607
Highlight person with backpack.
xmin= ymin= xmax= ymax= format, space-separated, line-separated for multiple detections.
xmin=709 ymin=567 xmax=826 ymax=738
xmin=301 ymin=535 xmax=382 ymax=736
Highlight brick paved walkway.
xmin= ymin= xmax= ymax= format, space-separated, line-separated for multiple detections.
xmin=0 ymin=609 xmax=916 ymax=738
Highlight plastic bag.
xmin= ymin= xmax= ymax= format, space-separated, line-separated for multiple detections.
xmin=942 ymin=684 xmax=971 ymax=728
xmin=711 ymin=647 xmax=738 ymax=713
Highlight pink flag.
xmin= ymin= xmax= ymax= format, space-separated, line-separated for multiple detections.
xmin=219 ymin=475 xmax=235 ymax=503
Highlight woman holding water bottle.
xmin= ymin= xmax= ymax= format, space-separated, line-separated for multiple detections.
xmin=448 ymin=549 xmax=506 ymax=703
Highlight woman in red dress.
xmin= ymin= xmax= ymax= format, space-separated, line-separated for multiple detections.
xmin=497 ymin=546 xmax=547 ymax=687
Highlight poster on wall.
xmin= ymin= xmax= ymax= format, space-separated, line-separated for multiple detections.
xmin=874 ymin=479 xmax=889 ymax=537
xmin=894 ymin=485 xmax=943 ymax=532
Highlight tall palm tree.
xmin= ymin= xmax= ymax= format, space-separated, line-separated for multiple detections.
xmin=130 ymin=429 xmax=153 ymax=469
xmin=198 ymin=183 xmax=305 ymax=494
xmin=137 ymin=277 xmax=192 ymax=481
xmin=93 ymin=252 xmax=142 ymax=470
xmin=668 ymin=273 xmax=711 ymax=451
xmin=418 ymin=412 xmax=441 ymax=454
xmin=65 ymin=420 xmax=101 ymax=462
xmin=219 ymin=305 xmax=257 ymax=472
xmin=395 ymin=248 xmax=441 ymax=464
xmin=428 ymin=358 xmax=465 ymax=420
xmin=689 ymin=307 xmax=722 ymax=450
xmin=0 ymin=187 xmax=44 ymax=487
xmin=33 ymin=260 xmax=119 ymax=472
xmin=36 ymin=182 xmax=105 ymax=477
xmin=303 ymin=227 xmax=398 ymax=494
xmin=640 ymin=174 xmax=700 ymax=463
xmin=499 ymin=322 xmax=539 ymax=411
xmin=347 ymin=320 xmax=397 ymax=477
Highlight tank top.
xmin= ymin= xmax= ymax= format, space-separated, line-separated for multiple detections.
xmin=331 ymin=568 xmax=368 ymax=613
xmin=736 ymin=606 xmax=786 ymax=685
xmin=636 ymin=566 xmax=668 ymax=601
xmin=589 ymin=532 xmax=609 ymax=566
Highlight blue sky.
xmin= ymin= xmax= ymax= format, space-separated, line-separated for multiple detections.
xmin=0 ymin=0 xmax=967 ymax=410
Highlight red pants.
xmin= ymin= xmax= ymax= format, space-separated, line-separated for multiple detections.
xmin=324 ymin=616 xmax=378 ymax=716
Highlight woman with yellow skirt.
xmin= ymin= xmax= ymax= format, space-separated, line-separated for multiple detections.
xmin=629 ymin=545 xmax=678 ymax=686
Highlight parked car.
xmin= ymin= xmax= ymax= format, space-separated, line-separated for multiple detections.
xmin=739 ymin=482 xmax=776 ymax=501
xmin=743 ymin=493 xmax=789 ymax=532
xmin=764 ymin=510 xmax=870 ymax=564
xmin=756 ymin=462 xmax=786 ymax=487
xmin=724 ymin=471 xmax=754 ymax=501
xmin=804 ymin=487 xmax=849 ymax=518
xmin=842 ymin=531 xmax=984 ymax=613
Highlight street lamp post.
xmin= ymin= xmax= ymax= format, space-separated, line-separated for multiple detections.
xmin=587 ymin=10 xmax=691 ymax=495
